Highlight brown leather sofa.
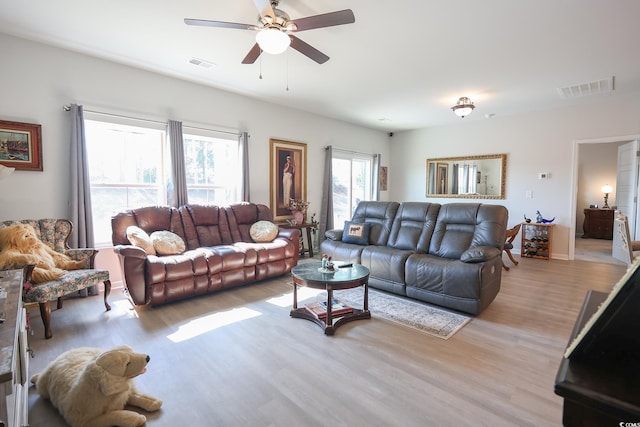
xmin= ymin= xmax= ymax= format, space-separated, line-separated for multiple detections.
xmin=111 ymin=203 xmax=300 ymax=306
xmin=321 ymin=201 xmax=508 ymax=315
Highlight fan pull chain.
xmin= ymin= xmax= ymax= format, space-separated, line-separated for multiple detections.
xmin=259 ymin=50 xmax=263 ymax=80
xmin=286 ymin=50 xmax=289 ymax=91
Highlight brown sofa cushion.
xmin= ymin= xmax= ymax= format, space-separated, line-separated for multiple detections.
xmin=250 ymin=221 xmax=279 ymax=242
xmin=150 ymin=230 xmax=186 ymax=255
xmin=126 ymin=226 xmax=156 ymax=255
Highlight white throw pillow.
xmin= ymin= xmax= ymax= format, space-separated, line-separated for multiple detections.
xmin=250 ymin=221 xmax=279 ymax=243
xmin=150 ymin=230 xmax=186 ymax=255
xmin=126 ymin=226 xmax=156 ymax=255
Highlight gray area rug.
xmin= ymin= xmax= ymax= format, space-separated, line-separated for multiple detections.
xmin=327 ymin=287 xmax=472 ymax=339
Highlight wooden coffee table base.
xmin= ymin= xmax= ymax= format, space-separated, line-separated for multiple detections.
xmin=290 ymin=300 xmax=371 ymax=336
xmin=290 ymin=262 xmax=371 ymax=335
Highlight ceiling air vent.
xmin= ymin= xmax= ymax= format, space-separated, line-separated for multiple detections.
xmin=189 ymin=58 xmax=215 ymax=69
xmin=557 ymin=77 xmax=614 ymax=99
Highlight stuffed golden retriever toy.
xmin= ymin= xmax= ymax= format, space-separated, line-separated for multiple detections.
xmin=31 ymin=345 xmax=162 ymax=427
xmin=0 ymin=223 xmax=86 ymax=283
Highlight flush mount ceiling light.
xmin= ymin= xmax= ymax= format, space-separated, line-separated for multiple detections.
xmin=451 ymin=97 xmax=476 ymax=118
xmin=256 ymin=28 xmax=291 ymax=54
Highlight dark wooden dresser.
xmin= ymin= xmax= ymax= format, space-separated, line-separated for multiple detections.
xmin=582 ymin=208 xmax=614 ymax=239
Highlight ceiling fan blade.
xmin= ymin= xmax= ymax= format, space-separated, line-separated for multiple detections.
xmin=253 ymin=0 xmax=275 ymax=20
xmin=289 ymin=9 xmax=355 ymax=32
xmin=241 ymin=43 xmax=262 ymax=64
xmin=290 ymin=35 xmax=329 ymax=64
xmin=184 ymin=18 xmax=256 ymax=31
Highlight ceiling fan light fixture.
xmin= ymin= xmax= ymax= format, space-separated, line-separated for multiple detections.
xmin=451 ymin=96 xmax=475 ymax=118
xmin=256 ymin=28 xmax=290 ymax=55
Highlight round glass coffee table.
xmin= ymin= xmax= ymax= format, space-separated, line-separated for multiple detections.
xmin=290 ymin=261 xmax=370 ymax=335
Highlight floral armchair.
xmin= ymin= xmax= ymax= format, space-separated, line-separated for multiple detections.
xmin=0 ymin=218 xmax=111 ymax=339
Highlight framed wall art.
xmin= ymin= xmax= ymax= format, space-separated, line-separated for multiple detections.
xmin=379 ymin=166 xmax=388 ymax=191
xmin=0 ymin=120 xmax=43 ymax=171
xmin=269 ymin=138 xmax=307 ymax=222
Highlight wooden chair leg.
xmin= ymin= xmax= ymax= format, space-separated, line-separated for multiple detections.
xmin=502 ymin=259 xmax=510 ymax=271
xmin=103 ymin=279 xmax=112 ymax=311
xmin=506 ymin=250 xmax=519 ymax=266
xmin=38 ymin=301 xmax=53 ymax=339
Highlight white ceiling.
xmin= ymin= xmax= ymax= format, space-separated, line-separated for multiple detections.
xmin=1 ymin=0 xmax=639 ymax=131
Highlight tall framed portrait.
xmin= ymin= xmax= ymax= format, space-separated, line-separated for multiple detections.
xmin=269 ymin=138 xmax=307 ymax=222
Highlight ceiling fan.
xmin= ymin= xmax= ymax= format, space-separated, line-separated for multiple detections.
xmin=184 ymin=0 xmax=355 ymax=64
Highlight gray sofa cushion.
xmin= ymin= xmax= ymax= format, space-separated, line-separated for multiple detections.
xmin=361 ymin=245 xmax=413 ymax=295
xmin=320 ymin=201 xmax=400 ymax=263
xmin=387 ymin=202 xmax=440 ymax=252
xmin=405 ymin=253 xmax=502 ymax=315
xmin=429 ymin=203 xmax=507 ymax=259
xmin=350 ymin=201 xmax=400 ymax=246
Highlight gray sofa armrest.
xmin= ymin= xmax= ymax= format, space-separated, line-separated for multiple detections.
xmin=460 ymin=246 xmax=501 ymax=263
xmin=325 ymin=229 xmax=343 ymax=241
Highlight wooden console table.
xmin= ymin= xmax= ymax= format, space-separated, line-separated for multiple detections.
xmin=277 ymin=222 xmax=316 ymax=258
xmin=554 ymin=290 xmax=640 ymax=425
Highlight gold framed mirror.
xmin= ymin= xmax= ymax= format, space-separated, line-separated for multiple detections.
xmin=426 ymin=154 xmax=506 ymax=199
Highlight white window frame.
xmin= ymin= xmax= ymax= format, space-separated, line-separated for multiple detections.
xmin=84 ymin=118 xmax=166 ymax=246
xmin=84 ymin=116 xmax=241 ymax=247
xmin=182 ymin=128 xmax=240 ymax=206
xmin=331 ymin=151 xmax=374 ymax=228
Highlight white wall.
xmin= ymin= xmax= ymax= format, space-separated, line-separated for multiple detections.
xmin=2 ymin=32 xmax=640 ymax=266
xmin=390 ymin=98 xmax=640 ymax=260
xmin=0 ymin=33 xmax=389 ymax=222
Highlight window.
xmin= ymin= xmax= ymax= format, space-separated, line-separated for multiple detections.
xmin=183 ymin=132 xmax=239 ymax=205
xmin=85 ymin=119 xmax=240 ymax=246
xmin=331 ymin=152 xmax=374 ymax=228
xmin=85 ymin=120 xmax=165 ymax=245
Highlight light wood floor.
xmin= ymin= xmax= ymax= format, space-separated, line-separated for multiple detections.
xmin=26 ymin=256 xmax=627 ymax=427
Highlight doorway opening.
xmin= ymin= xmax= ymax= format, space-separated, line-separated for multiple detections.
xmin=571 ymin=134 xmax=640 ymax=263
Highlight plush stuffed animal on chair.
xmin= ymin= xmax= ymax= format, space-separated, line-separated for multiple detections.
xmin=31 ymin=345 xmax=162 ymax=427
xmin=0 ymin=223 xmax=86 ymax=283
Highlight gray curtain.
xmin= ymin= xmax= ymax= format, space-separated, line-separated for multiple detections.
xmin=319 ymin=146 xmax=334 ymax=242
xmin=452 ymin=164 xmax=459 ymax=194
xmin=166 ymin=120 xmax=188 ymax=206
xmin=239 ymin=131 xmax=250 ymax=202
xmin=69 ymin=104 xmax=94 ymax=249
xmin=373 ymin=153 xmax=381 ymax=201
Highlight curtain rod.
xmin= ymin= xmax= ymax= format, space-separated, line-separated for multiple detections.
xmin=182 ymin=124 xmax=241 ymax=137
xmin=328 ymin=146 xmax=377 ymax=157
xmin=63 ymin=104 xmax=241 ymax=137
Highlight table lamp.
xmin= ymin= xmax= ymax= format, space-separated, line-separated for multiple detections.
xmin=601 ymin=184 xmax=613 ymax=209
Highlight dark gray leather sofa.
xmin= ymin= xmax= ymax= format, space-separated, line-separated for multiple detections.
xmin=320 ymin=201 xmax=508 ymax=315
